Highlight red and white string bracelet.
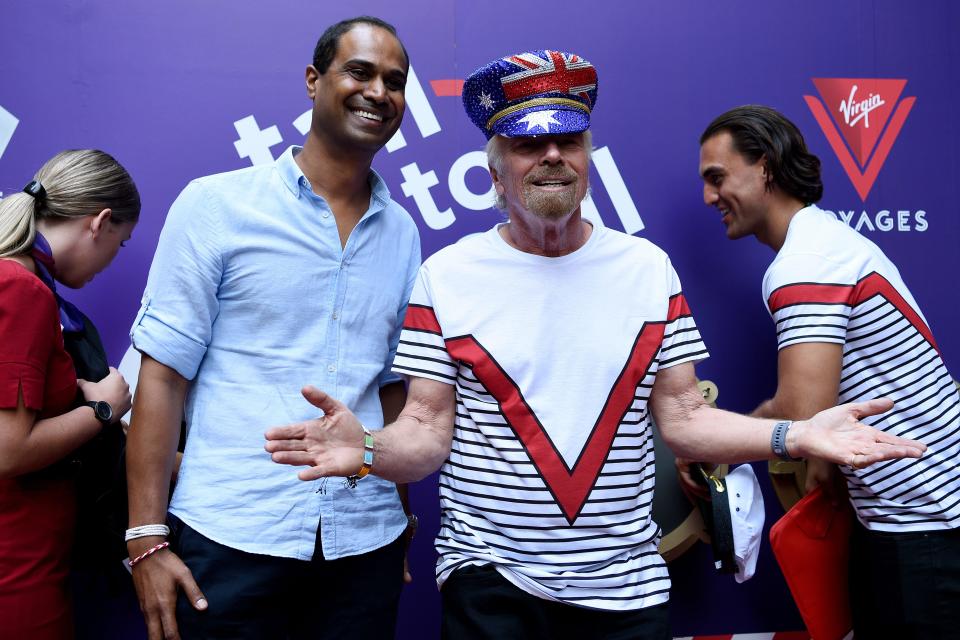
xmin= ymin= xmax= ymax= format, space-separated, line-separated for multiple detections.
xmin=128 ymin=541 xmax=170 ymax=569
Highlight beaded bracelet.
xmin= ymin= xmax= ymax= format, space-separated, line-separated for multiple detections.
xmin=128 ymin=541 xmax=170 ymax=569
xmin=125 ymin=524 xmax=170 ymax=541
xmin=345 ymin=426 xmax=374 ymax=489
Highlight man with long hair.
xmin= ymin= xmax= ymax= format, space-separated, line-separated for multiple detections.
xmin=699 ymin=105 xmax=960 ymax=638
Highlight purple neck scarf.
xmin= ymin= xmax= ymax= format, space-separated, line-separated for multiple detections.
xmin=30 ymin=233 xmax=84 ymax=333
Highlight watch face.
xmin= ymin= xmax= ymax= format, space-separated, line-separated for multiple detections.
xmin=93 ymin=401 xmax=112 ymax=423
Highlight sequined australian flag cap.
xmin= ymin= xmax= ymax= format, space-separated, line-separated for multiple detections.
xmin=462 ymin=49 xmax=598 ymax=139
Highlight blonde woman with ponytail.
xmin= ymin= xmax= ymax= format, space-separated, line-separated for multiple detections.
xmin=0 ymin=150 xmax=138 ymax=638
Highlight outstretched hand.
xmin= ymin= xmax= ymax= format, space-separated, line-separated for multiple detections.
xmin=264 ymin=386 xmax=365 ymax=481
xmin=792 ymin=398 xmax=926 ymax=469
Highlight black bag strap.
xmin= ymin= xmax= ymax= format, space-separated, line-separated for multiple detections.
xmin=62 ymin=311 xmax=110 ymax=384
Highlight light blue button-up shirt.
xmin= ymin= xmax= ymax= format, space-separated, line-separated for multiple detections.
xmin=131 ymin=146 xmax=421 ymax=560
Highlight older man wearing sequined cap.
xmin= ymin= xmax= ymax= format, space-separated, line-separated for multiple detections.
xmin=265 ymin=49 xmax=925 ymax=639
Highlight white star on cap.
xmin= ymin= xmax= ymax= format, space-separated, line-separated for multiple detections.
xmin=516 ymin=110 xmax=561 ymax=133
xmin=478 ymin=92 xmax=495 ymax=110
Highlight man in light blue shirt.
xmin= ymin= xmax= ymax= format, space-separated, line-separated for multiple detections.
xmin=125 ymin=16 xmax=420 ymax=640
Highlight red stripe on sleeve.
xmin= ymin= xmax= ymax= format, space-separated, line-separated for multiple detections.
xmin=767 ymin=275 xmax=939 ymax=354
xmin=667 ymin=293 xmax=691 ymax=321
xmin=767 ymin=283 xmax=853 ymax=313
xmin=403 ymin=305 xmax=442 ymax=334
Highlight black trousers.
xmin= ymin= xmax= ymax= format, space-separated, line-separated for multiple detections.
xmin=850 ymin=522 xmax=960 ymax=639
xmin=169 ymin=515 xmax=405 ymax=640
xmin=441 ymin=564 xmax=670 ymax=640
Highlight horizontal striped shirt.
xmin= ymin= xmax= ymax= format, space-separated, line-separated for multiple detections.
xmin=394 ymin=224 xmax=708 ymax=610
xmin=764 ymin=206 xmax=960 ymax=532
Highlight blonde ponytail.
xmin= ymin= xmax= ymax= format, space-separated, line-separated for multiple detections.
xmin=0 ymin=150 xmax=140 ymax=258
xmin=0 ymin=192 xmax=39 ymax=257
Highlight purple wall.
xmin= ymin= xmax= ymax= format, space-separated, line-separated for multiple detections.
xmin=2 ymin=1 xmax=957 ymax=637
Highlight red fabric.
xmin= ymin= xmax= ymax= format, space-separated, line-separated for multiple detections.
xmin=0 ymin=261 xmax=76 ymax=413
xmin=0 ymin=259 xmax=78 ymax=638
xmin=769 ymin=485 xmax=854 ymax=640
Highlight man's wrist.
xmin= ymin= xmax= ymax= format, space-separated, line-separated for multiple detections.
xmin=772 ymin=419 xmax=803 ymax=461
xmin=787 ymin=419 xmax=807 ymax=458
xmin=125 ymin=524 xmax=170 ymax=541
xmin=345 ymin=425 xmax=374 ymax=486
xmin=126 ymin=535 xmax=168 ymax=556
xmin=84 ymin=400 xmax=114 ymax=426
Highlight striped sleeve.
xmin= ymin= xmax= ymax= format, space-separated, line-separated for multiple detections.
xmin=392 ymin=268 xmax=458 ymax=384
xmin=764 ymin=253 xmax=855 ymax=350
xmin=658 ymin=265 xmax=709 ymax=369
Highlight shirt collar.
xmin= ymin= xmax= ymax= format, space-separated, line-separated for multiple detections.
xmin=276 ymin=145 xmax=304 ymax=197
xmin=275 ymin=146 xmax=392 ymax=218
xmin=367 ymin=168 xmax=392 ymax=212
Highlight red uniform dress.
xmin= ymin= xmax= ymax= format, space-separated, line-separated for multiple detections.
xmin=0 ymin=259 xmax=79 ymax=639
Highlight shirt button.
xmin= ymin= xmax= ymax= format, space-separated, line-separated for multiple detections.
xmin=332 ymin=312 xmax=338 ymax=320
xmin=327 ymin=364 xmax=336 ymax=373
xmin=321 ymin=211 xmax=330 ymax=218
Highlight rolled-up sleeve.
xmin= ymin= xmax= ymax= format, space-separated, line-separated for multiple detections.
xmin=130 ymin=181 xmax=224 ymax=380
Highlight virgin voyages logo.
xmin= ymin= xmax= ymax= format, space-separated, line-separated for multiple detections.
xmin=804 ymin=78 xmax=915 ymax=201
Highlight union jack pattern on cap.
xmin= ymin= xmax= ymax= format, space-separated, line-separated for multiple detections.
xmin=462 ymin=49 xmax=598 ymax=139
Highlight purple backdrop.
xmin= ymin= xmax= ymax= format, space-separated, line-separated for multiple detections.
xmin=2 ymin=1 xmax=958 ymax=637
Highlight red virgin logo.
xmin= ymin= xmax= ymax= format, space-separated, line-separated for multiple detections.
xmin=804 ymin=79 xmax=915 ymax=201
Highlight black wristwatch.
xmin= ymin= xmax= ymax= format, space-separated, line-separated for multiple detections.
xmin=84 ymin=400 xmax=114 ymax=426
